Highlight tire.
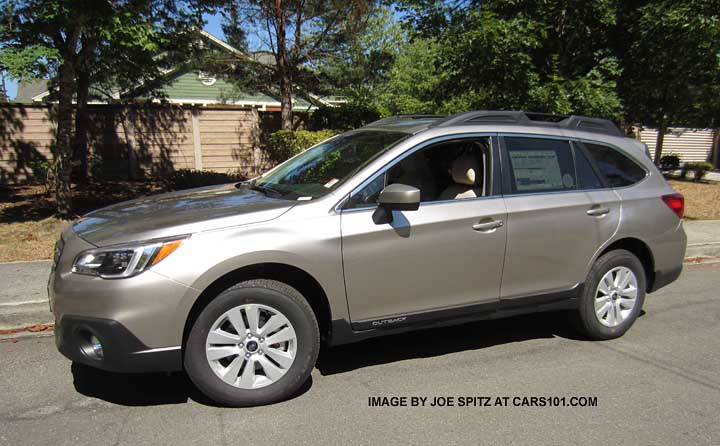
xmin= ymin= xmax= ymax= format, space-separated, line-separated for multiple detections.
xmin=184 ymin=279 xmax=320 ymax=407
xmin=574 ymin=249 xmax=646 ymax=340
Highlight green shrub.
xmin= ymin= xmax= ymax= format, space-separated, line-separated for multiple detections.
xmin=27 ymin=159 xmax=51 ymax=182
xmin=684 ymin=161 xmax=714 ymax=182
xmin=27 ymin=158 xmax=57 ymax=194
xmin=164 ymin=169 xmax=246 ymax=190
xmin=266 ymin=129 xmax=336 ymax=163
xmin=309 ymin=104 xmax=381 ymax=131
xmin=659 ymin=153 xmax=681 ymax=172
xmin=679 ymin=163 xmax=690 ymax=179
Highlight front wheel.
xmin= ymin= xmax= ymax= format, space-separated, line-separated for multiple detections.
xmin=574 ymin=249 xmax=646 ymax=340
xmin=184 ymin=279 xmax=320 ymax=407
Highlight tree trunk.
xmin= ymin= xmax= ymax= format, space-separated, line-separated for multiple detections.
xmin=274 ymin=3 xmax=292 ymax=130
xmin=279 ymin=70 xmax=293 ymax=130
xmin=653 ymin=126 xmax=666 ymax=165
xmin=73 ymin=67 xmax=90 ymax=182
xmin=55 ymin=61 xmax=76 ymax=218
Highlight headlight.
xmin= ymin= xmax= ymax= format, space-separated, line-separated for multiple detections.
xmin=72 ymin=236 xmax=187 ymax=279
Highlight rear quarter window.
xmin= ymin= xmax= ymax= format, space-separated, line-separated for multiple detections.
xmin=583 ymin=143 xmax=647 ymax=187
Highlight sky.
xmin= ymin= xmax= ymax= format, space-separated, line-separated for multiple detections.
xmin=3 ymin=12 xmax=225 ymax=101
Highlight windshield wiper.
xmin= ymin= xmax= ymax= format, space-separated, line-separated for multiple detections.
xmin=249 ymin=184 xmax=283 ymax=198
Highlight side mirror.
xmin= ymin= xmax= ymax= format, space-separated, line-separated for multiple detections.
xmin=373 ymin=183 xmax=420 ymax=224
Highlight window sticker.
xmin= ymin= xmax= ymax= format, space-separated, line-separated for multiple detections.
xmin=297 ymin=196 xmax=313 ymax=201
xmin=509 ymin=150 xmax=564 ymax=191
xmin=323 ymin=178 xmax=340 ymax=188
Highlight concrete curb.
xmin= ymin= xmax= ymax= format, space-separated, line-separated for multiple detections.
xmin=686 ymin=242 xmax=720 ymax=258
xmin=0 ymin=328 xmax=54 ymax=341
xmin=0 ymin=300 xmax=53 ymax=330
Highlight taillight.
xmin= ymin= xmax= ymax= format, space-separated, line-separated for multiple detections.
xmin=662 ymin=193 xmax=684 ymax=219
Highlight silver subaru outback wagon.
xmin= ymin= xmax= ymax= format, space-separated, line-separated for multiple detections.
xmin=49 ymin=111 xmax=686 ymax=406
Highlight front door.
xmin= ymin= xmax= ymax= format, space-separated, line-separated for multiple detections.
xmin=340 ymin=136 xmax=507 ymax=325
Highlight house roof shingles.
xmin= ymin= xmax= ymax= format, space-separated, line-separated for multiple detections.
xmin=14 ymin=79 xmax=50 ymax=103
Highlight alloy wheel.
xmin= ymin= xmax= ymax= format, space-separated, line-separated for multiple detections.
xmin=594 ymin=266 xmax=638 ymax=328
xmin=205 ymin=303 xmax=297 ymax=389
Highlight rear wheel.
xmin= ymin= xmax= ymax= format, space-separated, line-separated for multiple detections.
xmin=574 ymin=249 xmax=646 ymax=340
xmin=185 ymin=279 xmax=319 ymax=406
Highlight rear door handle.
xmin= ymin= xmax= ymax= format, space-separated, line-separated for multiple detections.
xmin=472 ymin=220 xmax=504 ymax=231
xmin=586 ymin=207 xmax=610 ymax=217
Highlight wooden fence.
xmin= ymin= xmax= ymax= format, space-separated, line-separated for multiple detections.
xmin=0 ymin=104 xmax=275 ymax=184
xmin=639 ymin=128 xmax=718 ymax=164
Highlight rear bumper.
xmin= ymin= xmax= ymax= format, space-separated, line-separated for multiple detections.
xmin=649 ymin=265 xmax=683 ymax=293
xmin=55 ymin=315 xmax=182 ymax=373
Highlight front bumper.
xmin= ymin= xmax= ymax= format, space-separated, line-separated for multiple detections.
xmin=56 ymin=315 xmax=181 ymax=373
xmin=50 ymin=227 xmax=198 ymax=373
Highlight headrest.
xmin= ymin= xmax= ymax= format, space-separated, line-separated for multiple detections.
xmin=451 ymin=154 xmax=480 ymax=186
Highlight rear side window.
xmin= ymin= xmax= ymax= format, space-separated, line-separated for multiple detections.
xmin=583 ymin=143 xmax=647 ymax=187
xmin=573 ymin=145 xmax=604 ymax=190
xmin=504 ymin=137 xmax=576 ymax=194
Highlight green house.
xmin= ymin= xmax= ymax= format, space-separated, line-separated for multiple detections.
xmin=14 ymin=30 xmax=338 ymax=112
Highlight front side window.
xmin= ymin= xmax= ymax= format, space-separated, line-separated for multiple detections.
xmin=504 ymin=137 xmax=576 ymax=194
xmin=345 ymin=137 xmax=491 ymax=209
xmin=583 ymin=143 xmax=647 ymax=187
xmin=254 ymin=130 xmax=408 ymax=200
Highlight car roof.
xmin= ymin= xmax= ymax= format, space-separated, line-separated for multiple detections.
xmin=363 ymin=111 xmax=624 ymax=138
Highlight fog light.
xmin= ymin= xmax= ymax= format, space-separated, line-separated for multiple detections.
xmin=89 ymin=335 xmax=104 ymax=359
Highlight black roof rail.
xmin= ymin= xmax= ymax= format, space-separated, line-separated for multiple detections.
xmin=366 ymin=115 xmax=445 ymax=127
xmin=433 ymin=111 xmax=530 ymax=127
xmin=559 ymin=115 xmax=623 ymax=136
xmin=430 ymin=110 xmax=622 ymax=137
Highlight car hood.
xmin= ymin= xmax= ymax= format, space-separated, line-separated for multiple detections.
xmin=72 ymin=183 xmax=295 ymax=246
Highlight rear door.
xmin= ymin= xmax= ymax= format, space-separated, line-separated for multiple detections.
xmin=498 ymin=135 xmax=620 ymax=300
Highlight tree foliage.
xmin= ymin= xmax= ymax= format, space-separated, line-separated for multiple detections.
xmin=319 ymin=5 xmax=403 ymax=106
xmin=388 ymin=0 xmax=624 ymax=119
xmin=617 ymin=0 xmax=720 ymax=161
xmin=325 ymin=0 xmax=720 ymax=162
xmin=0 ymin=0 xmax=207 ymax=216
xmin=220 ymin=0 xmax=373 ymax=130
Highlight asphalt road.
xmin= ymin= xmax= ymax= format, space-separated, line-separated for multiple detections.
xmin=1 ymin=263 xmax=719 ymax=445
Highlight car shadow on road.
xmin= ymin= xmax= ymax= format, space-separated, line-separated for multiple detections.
xmin=70 ymin=309 xmax=645 ymax=406
xmin=316 ymin=310 xmax=645 ymax=375
xmin=71 ymin=361 xmax=313 ymax=407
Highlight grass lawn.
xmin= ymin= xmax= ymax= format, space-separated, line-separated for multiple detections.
xmin=0 ymin=217 xmax=69 ymax=262
xmin=0 ymin=181 xmax=165 ymax=262
xmin=668 ymin=179 xmax=720 ymax=220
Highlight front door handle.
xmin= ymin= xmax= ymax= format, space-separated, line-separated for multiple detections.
xmin=586 ymin=207 xmax=610 ymax=217
xmin=472 ymin=219 xmax=504 ymax=231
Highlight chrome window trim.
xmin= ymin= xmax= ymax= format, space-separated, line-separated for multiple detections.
xmin=333 ymin=132 xmax=497 ymax=213
xmin=339 ymin=193 xmax=504 ymax=214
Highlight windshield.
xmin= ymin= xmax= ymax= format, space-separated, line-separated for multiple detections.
xmin=253 ymin=130 xmax=409 ymax=199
